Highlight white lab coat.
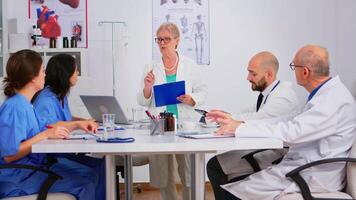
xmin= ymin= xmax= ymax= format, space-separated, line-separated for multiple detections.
xmin=217 ymin=80 xmax=300 ymax=179
xmin=222 ymin=76 xmax=356 ymax=200
xmin=137 ymin=53 xmax=207 ymax=190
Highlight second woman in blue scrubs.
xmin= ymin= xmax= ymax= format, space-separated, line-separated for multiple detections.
xmin=32 ymin=53 xmax=105 ymax=199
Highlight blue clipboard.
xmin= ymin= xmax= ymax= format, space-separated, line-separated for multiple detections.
xmin=153 ymin=81 xmax=185 ymax=107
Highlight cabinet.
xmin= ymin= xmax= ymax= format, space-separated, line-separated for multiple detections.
xmin=9 ymin=48 xmax=87 ymax=76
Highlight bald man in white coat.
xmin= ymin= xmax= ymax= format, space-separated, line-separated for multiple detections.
xmin=206 ymin=51 xmax=300 ymax=200
xmin=207 ymin=45 xmax=356 ymax=200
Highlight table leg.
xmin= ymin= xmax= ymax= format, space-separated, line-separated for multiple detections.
xmin=105 ymin=155 xmax=117 ymax=200
xmin=190 ymin=153 xmax=205 ymax=200
xmin=124 ymin=155 xmax=133 ymax=200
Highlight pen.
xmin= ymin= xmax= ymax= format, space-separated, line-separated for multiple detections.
xmin=97 ymin=127 xmax=125 ymax=131
xmin=145 ymin=111 xmax=152 ymax=119
xmin=65 ymin=137 xmax=88 ymax=140
xmin=87 ymin=132 xmax=100 ymax=138
xmin=46 ymin=125 xmax=53 ymax=129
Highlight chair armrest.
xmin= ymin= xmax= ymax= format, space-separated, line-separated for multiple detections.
xmin=285 ymin=157 xmax=356 ymax=200
xmin=0 ymin=164 xmax=63 ymax=200
xmin=241 ymin=147 xmax=289 ymax=172
xmin=241 ymin=149 xmax=268 ymax=172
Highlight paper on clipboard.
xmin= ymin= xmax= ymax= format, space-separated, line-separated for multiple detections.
xmin=178 ymin=133 xmax=234 ymax=139
xmin=153 ymin=81 xmax=185 ymax=107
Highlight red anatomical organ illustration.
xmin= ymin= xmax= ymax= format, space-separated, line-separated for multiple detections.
xmin=37 ymin=5 xmax=61 ymax=38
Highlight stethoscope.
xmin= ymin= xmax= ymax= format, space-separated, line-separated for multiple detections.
xmin=262 ymin=80 xmax=281 ymax=105
xmin=96 ymin=137 xmax=135 ymax=143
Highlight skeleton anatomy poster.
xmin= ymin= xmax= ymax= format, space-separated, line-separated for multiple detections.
xmin=153 ymin=0 xmax=210 ymax=65
xmin=29 ymin=0 xmax=88 ymax=48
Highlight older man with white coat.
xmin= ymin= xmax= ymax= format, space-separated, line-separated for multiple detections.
xmin=207 ymin=44 xmax=356 ymax=200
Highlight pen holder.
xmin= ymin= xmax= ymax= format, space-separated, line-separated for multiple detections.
xmin=150 ymin=118 xmax=165 ymax=136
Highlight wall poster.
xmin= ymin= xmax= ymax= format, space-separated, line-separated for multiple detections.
xmin=29 ymin=0 xmax=88 ymax=48
xmin=153 ymin=0 xmax=210 ymax=65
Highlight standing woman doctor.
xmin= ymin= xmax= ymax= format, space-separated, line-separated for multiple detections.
xmin=0 ymin=49 xmax=98 ymax=199
xmin=137 ymin=22 xmax=207 ymax=200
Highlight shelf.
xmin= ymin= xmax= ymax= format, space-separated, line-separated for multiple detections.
xmin=9 ymin=48 xmax=87 ymax=54
xmin=9 ymin=47 xmax=87 ymax=77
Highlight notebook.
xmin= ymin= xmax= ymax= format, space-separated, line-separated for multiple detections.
xmin=177 ymin=133 xmax=234 ymax=139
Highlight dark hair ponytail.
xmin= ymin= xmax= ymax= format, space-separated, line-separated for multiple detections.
xmin=3 ymin=49 xmax=43 ymax=97
xmin=3 ymin=78 xmax=17 ymax=97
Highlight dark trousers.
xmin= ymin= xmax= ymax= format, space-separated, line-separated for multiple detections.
xmin=207 ymin=156 xmax=243 ymax=200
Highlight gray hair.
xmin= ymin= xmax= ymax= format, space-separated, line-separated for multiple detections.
xmin=156 ymin=22 xmax=180 ymax=38
xmin=298 ymin=45 xmax=330 ymax=77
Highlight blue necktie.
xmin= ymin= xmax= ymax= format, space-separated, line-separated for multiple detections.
xmin=256 ymin=93 xmax=264 ymax=112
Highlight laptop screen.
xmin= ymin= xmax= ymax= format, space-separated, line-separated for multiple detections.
xmin=80 ymin=95 xmax=131 ymax=124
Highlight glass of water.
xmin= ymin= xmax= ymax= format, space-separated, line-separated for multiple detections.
xmin=102 ymin=113 xmax=115 ymax=139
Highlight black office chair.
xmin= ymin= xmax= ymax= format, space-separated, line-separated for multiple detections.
xmin=228 ymin=148 xmax=288 ymax=183
xmin=0 ymin=164 xmax=75 ymax=200
xmin=279 ymin=158 xmax=356 ymax=200
xmin=280 ymin=140 xmax=356 ymax=200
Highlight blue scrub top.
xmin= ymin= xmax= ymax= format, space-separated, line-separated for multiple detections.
xmin=33 ymin=86 xmax=72 ymax=130
xmin=0 ymin=93 xmax=45 ymax=165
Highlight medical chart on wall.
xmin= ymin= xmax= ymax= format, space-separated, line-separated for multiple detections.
xmin=152 ymin=0 xmax=210 ymax=65
xmin=28 ymin=0 xmax=88 ymax=48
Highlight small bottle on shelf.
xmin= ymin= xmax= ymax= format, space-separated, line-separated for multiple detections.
xmin=70 ymin=37 xmax=77 ymax=48
xmin=63 ymin=37 xmax=69 ymax=48
xmin=57 ymin=36 xmax=63 ymax=48
xmin=49 ymin=37 xmax=56 ymax=48
xmin=31 ymin=25 xmax=37 ymax=46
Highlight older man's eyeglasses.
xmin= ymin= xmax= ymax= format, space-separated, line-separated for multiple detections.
xmin=155 ymin=37 xmax=174 ymax=44
xmin=289 ymin=62 xmax=309 ymax=71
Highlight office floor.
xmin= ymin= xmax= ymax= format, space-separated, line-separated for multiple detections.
xmin=119 ymin=183 xmax=215 ymax=200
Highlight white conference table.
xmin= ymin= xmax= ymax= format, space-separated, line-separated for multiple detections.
xmin=32 ymin=128 xmax=283 ymax=200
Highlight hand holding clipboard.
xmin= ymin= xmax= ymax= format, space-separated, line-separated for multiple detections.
xmin=177 ymin=94 xmax=196 ymax=106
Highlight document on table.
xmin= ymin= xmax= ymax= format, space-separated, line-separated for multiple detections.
xmin=69 ymin=130 xmax=100 ymax=140
xmin=178 ymin=133 xmax=234 ymax=139
xmin=153 ymin=81 xmax=185 ymax=107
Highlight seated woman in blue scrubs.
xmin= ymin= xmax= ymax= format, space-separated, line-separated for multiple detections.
xmin=32 ymin=53 xmax=105 ymax=199
xmin=0 ymin=49 xmax=99 ymax=199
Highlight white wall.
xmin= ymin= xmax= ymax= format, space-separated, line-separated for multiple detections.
xmin=335 ymin=0 xmax=356 ymax=98
xmin=4 ymin=0 xmax=356 ymax=182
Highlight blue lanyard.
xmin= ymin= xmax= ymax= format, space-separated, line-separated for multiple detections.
xmin=96 ymin=137 xmax=135 ymax=143
xmin=307 ymin=77 xmax=332 ymax=102
xmin=263 ymin=80 xmax=280 ymax=104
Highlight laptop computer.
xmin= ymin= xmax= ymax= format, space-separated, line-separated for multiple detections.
xmin=80 ymin=95 xmax=131 ymax=125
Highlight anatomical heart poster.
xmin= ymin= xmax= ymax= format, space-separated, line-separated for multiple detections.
xmin=29 ymin=0 xmax=88 ymax=48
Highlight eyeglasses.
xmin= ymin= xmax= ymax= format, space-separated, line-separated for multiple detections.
xmin=289 ymin=62 xmax=310 ymax=71
xmin=154 ymin=37 xmax=175 ymax=44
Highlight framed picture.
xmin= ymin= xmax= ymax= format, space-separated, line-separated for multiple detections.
xmin=28 ymin=0 xmax=88 ymax=48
